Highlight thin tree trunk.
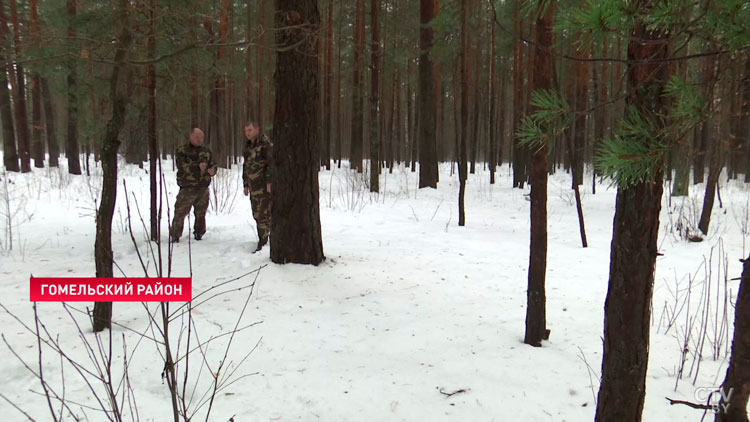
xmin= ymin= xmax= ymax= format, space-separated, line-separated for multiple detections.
xmin=257 ymin=0 xmax=265 ymax=132
xmin=511 ymin=1 xmax=526 ymax=188
xmin=572 ymin=35 xmax=589 ymax=187
xmin=594 ymin=4 xmax=670 ymax=419
xmin=323 ymin=0 xmax=333 ymax=170
xmin=335 ymin=0 xmax=343 ymax=167
xmin=0 ymin=0 xmax=17 ymax=172
xmin=489 ymin=11 xmax=497 ymax=184
xmin=66 ymin=0 xmax=81 ymax=175
xmin=93 ymin=0 xmax=132 ymax=332
xmin=698 ymin=57 xmax=726 ymax=236
xmin=418 ymin=0 xmax=438 ymax=188
xmin=369 ymin=0 xmax=381 ymax=192
xmin=350 ymin=0 xmax=365 ymax=172
xmin=270 ymin=0 xmax=325 ymax=266
xmin=524 ymin=0 xmax=554 ymax=347
xmin=9 ymin=0 xmax=30 ymax=172
xmin=40 ymin=79 xmax=59 ymax=168
xmin=147 ymin=0 xmax=158 ymax=241
xmin=458 ymin=0 xmax=469 ymax=225
xmin=30 ymin=0 xmax=43 ymax=168
xmin=694 ymin=54 xmax=716 ymax=185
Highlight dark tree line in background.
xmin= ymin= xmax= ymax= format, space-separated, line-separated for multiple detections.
xmin=0 ymin=0 xmax=747 ymax=211
xmin=0 ymin=1 xmax=748 ymax=420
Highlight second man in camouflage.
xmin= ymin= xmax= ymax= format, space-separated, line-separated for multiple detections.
xmin=243 ymin=122 xmax=273 ymax=252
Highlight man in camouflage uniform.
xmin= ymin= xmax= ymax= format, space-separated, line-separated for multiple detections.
xmin=242 ymin=122 xmax=273 ymax=252
xmin=170 ymin=128 xmax=217 ymax=242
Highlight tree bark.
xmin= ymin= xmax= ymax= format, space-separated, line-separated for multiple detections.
xmin=511 ymin=1 xmax=526 ymax=188
xmin=742 ymin=57 xmax=750 ymax=183
xmin=369 ymin=0 xmax=381 ymax=192
xmin=93 ymin=0 xmax=132 ymax=333
xmin=572 ymin=35 xmax=589 ymax=187
xmin=349 ymin=0 xmax=365 ymax=172
xmin=147 ymin=0 xmax=158 ymax=241
xmin=9 ymin=0 xmax=30 ymax=172
xmin=488 ymin=11 xmax=497 ymax=185
xmin=40 ymin=79 xmax=59 ymax=168
xmin=30 ymin=0 xmax=43 ymax=168
xmin=270 ymin=0 xmax=325 ymax=266
xmin=715 ymin=253 xmax=750 ymax=422
xmin=524 ymin=0 xmax=554 ymax=347
xmin=458 ymin=0 xmax=469 ymax=226
xmin=694 ymin=54 xmax=716 ymax=185
xmin=698 ymin=56 xmax=724 ymax=235
xmin=0 ymin=0 xmax=17 ymax=172
xmin=66 ymin=0 xmax=82 ymax=175
xmin=417 ymin=0 xmax=438 ymax=188
xmin=323 ymin=0 xmax=333 ymax=171
xmin=595 ymin=4 xmax=670 ymax=420
xmin=258 ymin=1 xmax=266 ymax=132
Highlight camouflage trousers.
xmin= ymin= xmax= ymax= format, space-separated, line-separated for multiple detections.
xmin=250 ymin=188 xmax=271 ymax=242
xmin=170 ymin=186 xmax=210 ymax=240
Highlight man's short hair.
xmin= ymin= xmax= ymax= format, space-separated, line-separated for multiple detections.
xmin=245 ymin=121 xmax=259 ymax=129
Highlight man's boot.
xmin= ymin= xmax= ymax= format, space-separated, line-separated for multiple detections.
xmin=254 ymin=236 xmax=267 ymax=253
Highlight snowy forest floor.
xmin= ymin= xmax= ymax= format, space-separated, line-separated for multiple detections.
xmin=1 ymin=156 xmax=749 ymax=421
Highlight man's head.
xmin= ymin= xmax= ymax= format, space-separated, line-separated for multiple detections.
xmin=244 ymin=122 xmax=260 ymax=140
xmin=190 ymin=128 xmax=204 ymax=147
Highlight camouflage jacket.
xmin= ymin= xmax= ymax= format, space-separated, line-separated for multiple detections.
xmin=243 ymin=133 xmax=273 ymax=191
xmin=175 ymin=143 xmax=217 ymax=188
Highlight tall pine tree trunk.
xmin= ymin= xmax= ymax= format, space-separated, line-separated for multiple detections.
xmin=270 ymin=0 xmax=325 ymax=266
xmin=92 ymin=0 xmax=132 ymax=332
xmin=595 ymin=4 xmax=670 ymax=420
xmin=9 ymin=0 xmax=30 ymax=173
xmin=488 ymin=12 xmax=497 ymax=185
xmin=323 ymin=0 xmax=333 ymax=171
xmin=147 ymin=0 xmax=158 ymax=241
xmin=458 ymin=0 xmax=469 ymax=225
xmin=350 ymin=0 xmax=365 ymax=172
xmin=524 ymin=0 xmax=554 ymax=347
xmin=40 ymin=79 xmax=59 ymax=168
xmin=694 ymin=54 xmax=716 ymax=185
xmin=66 ymin=0 xmax=81 ymax=175
xmin=369 ymin=0 xmax=381 ymax=192
xmin=417 ymin=0 xmax=438 ymax=188
xmin=30 ymin=0 xmax=43 ymax=168
xmin=0 ymin=0 xmax=17 ymax=172
xmin=572 ymin=36 xmax=589 ymax=187
xmin=511 ymin=0 xmax=526 ymax=188
xmin=698 ymin=58 xmax=726 ymax=236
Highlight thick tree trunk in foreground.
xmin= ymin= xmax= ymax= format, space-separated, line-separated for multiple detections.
xmin=524 ymin=0 xmax=554 ymax=347
xmin=595 ymin=4 xmax=670 ymax=420
xmin=270 ymin=0 xmax=325 ymax=266
xmin=93 ymin=2 xmax=131 ymax=332
xmin=715 ymin=253 xmax=750 ymax=422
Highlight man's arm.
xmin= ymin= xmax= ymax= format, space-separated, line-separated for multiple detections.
xmin=206 ymin=148 xmax=217 ymax=176
xmin=242 ymin=143 xmax=252 ymax=188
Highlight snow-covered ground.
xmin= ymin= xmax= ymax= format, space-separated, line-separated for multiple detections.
xmin=0 ymin=156 xmax=748 ymax=421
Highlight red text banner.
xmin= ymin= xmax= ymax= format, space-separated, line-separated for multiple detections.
xmin=30 ymin=278 xmax=192 ymax=302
